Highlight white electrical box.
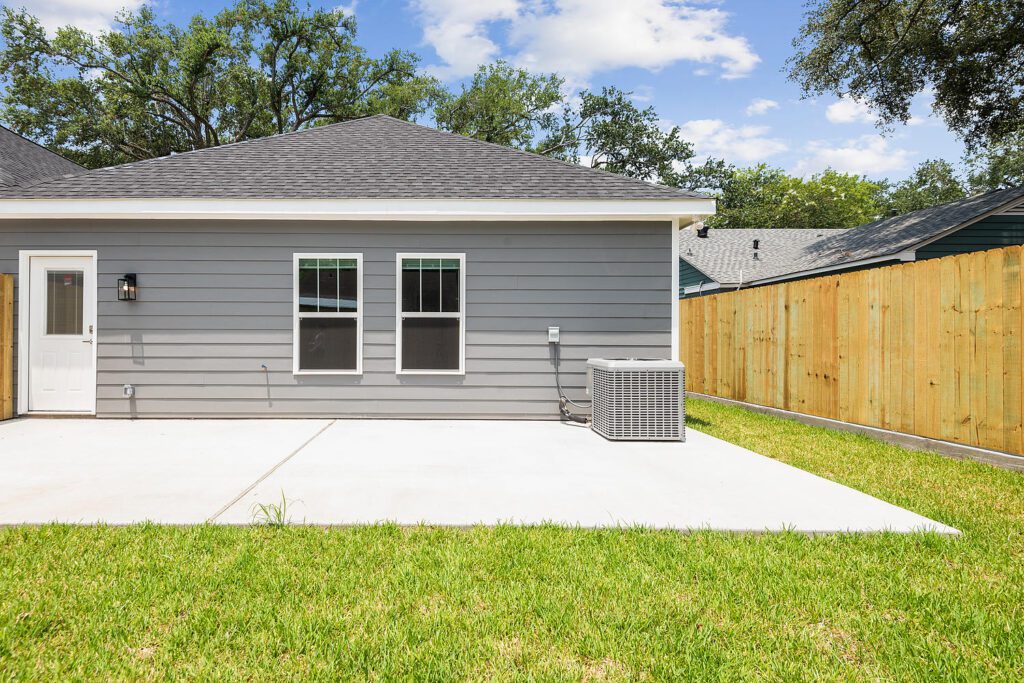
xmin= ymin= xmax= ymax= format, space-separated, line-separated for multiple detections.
xmin=547 ymin=326 xmax=560 ymax=343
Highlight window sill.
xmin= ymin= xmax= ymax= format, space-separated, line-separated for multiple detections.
xmin=293 ymin=370 xmax=363 ymax=376
xmin=396 ymin=369 xmax=465 ymax=376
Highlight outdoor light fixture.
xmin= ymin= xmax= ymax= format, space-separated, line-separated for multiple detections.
xmin=117 ymin=273 xmax=137 ymax=301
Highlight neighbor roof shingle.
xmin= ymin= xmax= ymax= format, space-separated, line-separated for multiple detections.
xmin=0 ymin=125 xmax=83 ymax=188
xmin=0 ymin=115 xmax=704 ymax=201
xmin=750 ymin=186 xmax=1024 ymax=281
xmin=680 ymin=228 xmax=849 ymax=285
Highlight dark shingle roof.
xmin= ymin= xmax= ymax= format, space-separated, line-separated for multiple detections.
xmin=680 ymin=228 xmax=849 ymax=285
xmin=0 ymin=125 xmax=83 ymax=188
xmin=750 ymin=186 xmax=1024 ymax=282
xmin=0 ymin=115 xmax=704 ymax=201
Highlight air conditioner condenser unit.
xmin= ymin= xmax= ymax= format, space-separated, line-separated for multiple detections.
xmin=587 ymin=358 xmax=685 ymax=441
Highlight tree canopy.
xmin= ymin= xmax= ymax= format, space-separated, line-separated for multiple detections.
xmin=0 ymin=0 xmax=440 ymax=166
xmin=883 ymin=159 xmax=967 ymax=215
xmin=436 ymin=63 xmax=704 ymax=185
xmin=708 ymin=166 xmax=887 ymax=230
xmin=967 ymin=133 xmax=1024 ymax=192
xmin=788 ymin=0 xmax=1024 ymax=150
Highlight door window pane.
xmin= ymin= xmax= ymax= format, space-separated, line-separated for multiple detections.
xmin=401 ymin=318 xmax=460 ymax=370
xmin=46 ymin=270 xmax=83 ymax=335
xmin=298 ymin=318 xmax=357 ymax=370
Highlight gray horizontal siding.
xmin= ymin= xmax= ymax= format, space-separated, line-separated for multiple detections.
xmin=1 ymin=219 xmax=672 ymax=418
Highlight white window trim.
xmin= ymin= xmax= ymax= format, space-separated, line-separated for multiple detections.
xmin=395 ymin=252 xmax=466 ymax=376
xmin=292 ymin=252 xmax=363 ymax=375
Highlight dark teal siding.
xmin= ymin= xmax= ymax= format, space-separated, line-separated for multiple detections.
xmin=917 ymin=215 xmax=1024 ymax=259
xmin=678 ymin=258 xmax=715 ymax=297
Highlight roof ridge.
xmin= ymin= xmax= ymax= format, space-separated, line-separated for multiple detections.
xmin=370 ymin=114 xmax=701 ymax=198
xmin=86 ymin=115 xmax=383 ymax=175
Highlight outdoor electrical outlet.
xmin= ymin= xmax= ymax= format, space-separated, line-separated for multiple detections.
xmin=548 ymin=326 xmax=560 ymax=343
xmin=123 ymin=384 xmax=135 ymax=399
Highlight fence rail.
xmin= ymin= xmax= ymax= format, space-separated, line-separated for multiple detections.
xmin=679 ymin=245 xmax=1024 ymax=455
xmin=1 ymin=274 xmax=12 ymax=420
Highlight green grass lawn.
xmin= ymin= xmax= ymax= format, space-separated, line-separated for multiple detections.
xmin=2 ymin=399 xmax=1022 ymax=681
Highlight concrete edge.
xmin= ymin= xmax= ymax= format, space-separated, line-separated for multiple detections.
xmin=691 ymin=393 xmax=1024 ymax=474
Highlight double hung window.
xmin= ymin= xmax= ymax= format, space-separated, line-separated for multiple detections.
xmin=396 ymin=254 xmax=465 ymax=374
xmin=293 ymin=254 xmax=362 ymax=374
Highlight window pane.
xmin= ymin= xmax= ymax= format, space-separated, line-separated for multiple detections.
xmin=299 ymin=318 xmax=357 ymax=370
xmin=420 ymin=264 xmax=441 ymax=312
xmin=337 ymin=261 xmax=358 ymax=313
xmin=401 ymin=259 xmax=420 ymax=312
xmin=401 ymin=257 xmax=460 ymax=313
xmin=46 ymin=270 xmax=83 ymax=335
xmin=317 ymin=262 xmax=338 ymax=312
xmin=402 ymin=318 xmax=459 ymax=370
xmin=299 ymin=257 xmax=358 ymax=313
xmin=298 ymin=261 xmax=319 ymax=312
xmin=441 ymin=261 xmax=460 ymax=313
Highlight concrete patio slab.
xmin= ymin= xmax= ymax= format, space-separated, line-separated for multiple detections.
xmin=0 ymin=418 xmax=330 ymax=524
xmin=214 ymin=420 xmax=956 ymax=533
xmin=0 ymin=417 xmax=956 ymax=532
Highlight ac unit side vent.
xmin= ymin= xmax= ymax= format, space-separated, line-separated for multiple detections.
xmin=588 ymin=359 xmax=685 ymax=441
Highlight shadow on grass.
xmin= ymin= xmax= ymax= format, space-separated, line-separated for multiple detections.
xmin=686 ymin=414 xmax=712 ymax=429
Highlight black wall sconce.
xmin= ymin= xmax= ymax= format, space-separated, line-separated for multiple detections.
xmin=118 ymin=274 xmax=137 ymax=301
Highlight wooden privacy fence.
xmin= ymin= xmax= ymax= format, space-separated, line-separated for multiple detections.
xmin=679 ymin=245 xmax=1024 ymax=455
xmin=1 ymin=274 xmax=12 ymax=420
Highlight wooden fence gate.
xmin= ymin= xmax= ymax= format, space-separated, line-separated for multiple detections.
xmin=1 ymin=274 xmax=12 ymax=420
xmin=679 ymin=245 xmax=1024 ymax=455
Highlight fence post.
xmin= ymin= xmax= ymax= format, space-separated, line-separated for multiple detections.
xmin=0 ymin=274 xmax=12 ymax=420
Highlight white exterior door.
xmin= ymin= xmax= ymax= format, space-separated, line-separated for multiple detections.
xmin=26 ymin=254 xmax=97 ymax=413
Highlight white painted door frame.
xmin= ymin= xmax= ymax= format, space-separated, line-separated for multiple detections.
xmin=17 ymin=250 xmax=99 ymax=415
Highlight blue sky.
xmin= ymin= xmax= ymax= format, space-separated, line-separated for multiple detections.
xmin=19 ymin=0 xmax=966 ymax=181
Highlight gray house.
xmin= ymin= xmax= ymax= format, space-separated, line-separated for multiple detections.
xmin=680 ymin=187 xmax=1024 ymax=297
xmin=0 ymin=115 xmax=713 ymax=418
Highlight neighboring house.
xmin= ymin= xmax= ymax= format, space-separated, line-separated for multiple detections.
xmin=680 ymin=186 xmax=1024 ymax=297
xmin=0 ymin=115 xmax=714 ymax=418
xmin=678 ymin=228 xmax=847 ymax=297
xmin=0 ymin=124 xmax=83 ymax=188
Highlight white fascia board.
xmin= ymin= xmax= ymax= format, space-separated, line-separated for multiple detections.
xmin=681 ymin=281 xmax=724 ymax=296
xmin=0 ymin=197 xmax=717 ymax=221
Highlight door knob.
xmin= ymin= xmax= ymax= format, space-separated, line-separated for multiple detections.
xmin=82 ymin=339 xmax=94 ymax=344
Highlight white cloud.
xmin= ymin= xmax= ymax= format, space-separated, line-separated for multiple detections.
xmin=13 ymin=0 xmax=143 ymax=34
xmin=630 ymin=85 xmax=655 ymax=104
xmin=413 ymin=0 xmax=759 ymax=82
xmin=745 ymin=98 xmax=778 ymax=116
xmin=825 ymin=96 xmax=877 ymax=124
xmin=793 ymin=135 xmax=913 ymax=176
xmin=677 ymin=118 xmax=788 ymax=163
xmin=411 ymin=1 xmax=520 ymax=80
xmin=337 ymin=1 xmax=359 ymax=16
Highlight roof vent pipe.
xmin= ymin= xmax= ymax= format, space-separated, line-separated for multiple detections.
xmin=753 ymin=239 xmax=760 ymax=250
xmin=696 ymin=224 xmax=710 ymax=238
